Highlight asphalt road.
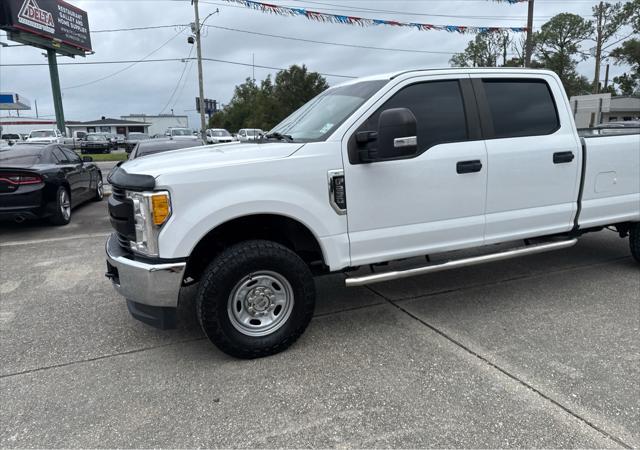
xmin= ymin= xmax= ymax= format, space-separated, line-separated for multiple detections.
xmin=0 ymin=201 xmax=638 ymax=448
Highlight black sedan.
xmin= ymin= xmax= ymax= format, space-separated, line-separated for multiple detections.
xmin=129 ymin=137 xmax=203 ymax=159
xmin=0 ymin=143 xmax=103 ymax=225
xmin=81 ymin=133 xmax=112 ymax=154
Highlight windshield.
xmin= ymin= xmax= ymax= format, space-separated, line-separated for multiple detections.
xmin=269 ymin=80 xmax=386 ymax=142
xmin=87 ymin=135 xmax=105 ymax=141
xmin=212 ymin=130 xmax=230 ymax=137
xmin=30 ymin=130 xmax=55 ymax=138
xmin=129 ymin=133 xmax=149 ymax=141
xmin=171 ymin=129 xmax=192 ymax=136
xmin=2 ymin=134 xmax=20 ymax=140
xmin=245 ymin=129 xmax=261 ymax=136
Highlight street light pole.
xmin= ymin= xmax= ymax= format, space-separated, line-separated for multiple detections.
xmin=524 ymin=0 xmax=535 ymax=67
xmin=193 ymin=0 xmax=207 ymax=141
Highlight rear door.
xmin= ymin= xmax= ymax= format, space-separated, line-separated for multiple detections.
xmin=470 ymin=73 xmax=582 ymax=243
xmin=342 ymin=75 xmax=488 ymax=266
xmin=61 ymin=147 xmax=91 ymax=200
xmin=52 ymin=147 xmax=83 ymax=204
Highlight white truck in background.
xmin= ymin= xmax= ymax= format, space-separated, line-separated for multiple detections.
xmin=105 ymin=68 xmax=640 ymax=359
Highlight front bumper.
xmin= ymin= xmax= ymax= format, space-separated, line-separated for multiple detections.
xmin=105 ymin=233 xmax=186 ymax=309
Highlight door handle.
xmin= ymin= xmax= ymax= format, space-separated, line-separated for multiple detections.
xmin=553 ymin=151 xmax=575 ymax=164
xmin=456 ymin=160 xmax=483 ymax=174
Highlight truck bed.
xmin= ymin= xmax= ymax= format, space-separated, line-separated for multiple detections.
xmin=578 ymin=132 xmax=640 ymax=229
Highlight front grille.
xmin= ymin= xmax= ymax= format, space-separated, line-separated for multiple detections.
xmin=108 ymin=184 xmax=135 ymax=252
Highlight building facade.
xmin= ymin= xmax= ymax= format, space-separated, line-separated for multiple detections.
xmin=121 ymin=114 xmax=189 ymax=137
xmin=66 ymin=117 xmax=151 ymax=136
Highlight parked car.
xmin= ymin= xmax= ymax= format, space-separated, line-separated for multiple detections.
xmin=166 ymin=128 xmax=196 ymax=140
xmin=0 ymin=133 xmax=21 ymax=147
xmin=129 ymin=138 xmax=203 ymax=160
xmin=105 ymin=68 xmax=640 ymax=359
xmin=205 ymin=128 xmax=234 ymax=144
xmin=114 ymin=134 xmax=126 ymax=147
xmin=124 ymin=132 xmax=150 ymax=152
xmin=81 ymin=133 xmax=112 ymax=154
xmin=0 ymin=143 xmax=103 ymax=225
xmin=26 ymin=129 xmax=62 ymax=143
xmin=237 ymin=128 xmax=263 ymax=142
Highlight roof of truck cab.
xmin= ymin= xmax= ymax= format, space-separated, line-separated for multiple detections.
xmin=335 ymin=67 xmax=557 ymax=87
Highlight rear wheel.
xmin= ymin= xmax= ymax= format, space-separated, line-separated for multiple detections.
xmin=196 ymin=240 xmax=315 ymax=359
xmin=93 ymin=176 xmax=104 ymax=201
xmin=49 ymin=186 xmax=71 ymax=225
xmin=630 ymin=223 xmax=640 ymax=264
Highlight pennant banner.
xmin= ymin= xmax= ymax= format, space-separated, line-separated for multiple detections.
xmin=221 ymin=0 xmax=528 ymax=33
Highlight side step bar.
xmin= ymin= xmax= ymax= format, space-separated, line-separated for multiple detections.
xmin=345 ymin=238 xmax=578 ymax=287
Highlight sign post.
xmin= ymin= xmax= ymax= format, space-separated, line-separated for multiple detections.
xmin=46 ymin=49 xmax=65 ymax=133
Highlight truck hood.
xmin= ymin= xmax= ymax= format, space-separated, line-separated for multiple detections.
xmin=120 ymin=142 xmax=305 ymax=177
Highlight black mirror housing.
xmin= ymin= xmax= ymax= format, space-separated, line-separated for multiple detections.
xmin=375 ymin=108 xmax=418 ymax=160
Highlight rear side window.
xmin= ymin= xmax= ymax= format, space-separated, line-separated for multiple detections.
xmin=359 ymin=80 xmax=468 ymax=153
xmin=52 ymin=148 xmax=69 ymax=164
xmin=482 ymin=79 xmax=559 ymax=139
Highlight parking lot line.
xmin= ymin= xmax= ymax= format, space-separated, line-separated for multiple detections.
xmin=0 ymin=232 xmax=110 ymax=248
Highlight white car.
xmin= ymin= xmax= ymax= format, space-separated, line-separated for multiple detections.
xmin=26 ymin=129 xmax=62 ymax=143
xmin=206 ymin=128 xmax=234 ymax=144
xmin=105 ymin=68 xmax=640 ymax=359
xmin=166 ymin=128 xmax=196 ymax=140
xmin=237 ymin=128 xmax=263 ymax=142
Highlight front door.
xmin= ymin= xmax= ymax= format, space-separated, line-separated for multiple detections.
xmin=342 ymin=75 xmax=488 ymax=266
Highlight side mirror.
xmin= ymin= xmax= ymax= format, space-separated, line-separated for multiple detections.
xmin=82 ymin=156 xmax=93 ymax=162
xmin=375 ymin=108 xmax=418 ymax=160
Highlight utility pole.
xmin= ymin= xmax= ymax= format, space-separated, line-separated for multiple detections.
xmin=47 ymin=49 xmax=65 ymax=134
xmin=593 ymin=1 xmax=604 ymax=94
xmin=193 ymin=0 xmax=207 ymax=141
xmin=604 ymin=63 xmax=610 ymax=92
xmin=524 ymin=0 xmax=535 ymax=67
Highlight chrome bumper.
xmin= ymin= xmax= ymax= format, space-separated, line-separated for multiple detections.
xmin=105 ymin=233 xmax=185 ymax=308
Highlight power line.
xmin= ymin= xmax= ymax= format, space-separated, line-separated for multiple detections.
xmin=0 ymin=57 xmax=356 ymax=79
xmin=93 ymin=24 xmax=189 ymax=33
xmin=204 ymin=24 xmax=473 ymax=55
xmin=62 ymin=27 xmax=186 ymax=90
xmin=159 ymin=46 xmax=194 ymax=114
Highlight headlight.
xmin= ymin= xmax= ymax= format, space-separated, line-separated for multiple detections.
xmin=126 ymin=190 xmax=172 ymax=257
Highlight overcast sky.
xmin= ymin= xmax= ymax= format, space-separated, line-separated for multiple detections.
xmin=0 ymin=0 xmax=634 ymax=127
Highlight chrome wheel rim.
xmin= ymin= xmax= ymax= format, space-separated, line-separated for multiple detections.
xmin=227 ymin=271 xmax=294 ymax=337
xmin=97 ymin=180 xmax=104 ymax=199
xmin=60 ymin=189 xmax=71 ymax=220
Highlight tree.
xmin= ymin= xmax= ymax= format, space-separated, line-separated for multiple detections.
xmin=609 ymin=0 xmax=640 ymax=94
xmin=450 ymin=32 xmax=511 ymax=67
xmin=209 ymin=65 xmax=328 ymax=132
xmin=590 ymin=2 xmax=626 ymax=93
xmin=534 ymin=13 xmax=594 ymax=97
xmin=610 ymin=38 xmax=640 ymax=94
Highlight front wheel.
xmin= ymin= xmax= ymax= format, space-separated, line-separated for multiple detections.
xmin=196 ymin=240 xmax=316 ymax=359
xmin=630 ymin=223 xmax=640 ymax=264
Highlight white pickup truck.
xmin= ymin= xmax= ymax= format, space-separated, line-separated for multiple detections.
xmin=106 ymin=68 xmax=640 ymax=358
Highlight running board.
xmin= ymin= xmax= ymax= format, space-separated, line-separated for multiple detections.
xmin=345 ymin=238 xmax=578 ymax=287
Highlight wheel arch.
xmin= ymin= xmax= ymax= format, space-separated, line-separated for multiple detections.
xmin=183 ymin=213 xmax=328 ymax=283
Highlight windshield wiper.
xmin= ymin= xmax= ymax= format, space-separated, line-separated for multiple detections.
xmin=264 ymin=132 xmax=293 ymax=142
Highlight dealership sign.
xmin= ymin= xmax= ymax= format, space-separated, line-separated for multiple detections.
xmin=0 ymin=0 xmax=91 ymax=52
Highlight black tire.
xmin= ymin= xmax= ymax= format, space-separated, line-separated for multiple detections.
xmin=49 ymin=186 xmax=71 ymax=226
xmin=630 ymin=222 xmax=640 ymax=264
xmin=196 ymin=240 xmax=316 ymax=359
xmin=93 ymin=173 xmax=104 ymax=201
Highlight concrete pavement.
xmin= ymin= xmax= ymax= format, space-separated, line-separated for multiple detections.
xmin=0 ymin=201 xmax=638 ymax=448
